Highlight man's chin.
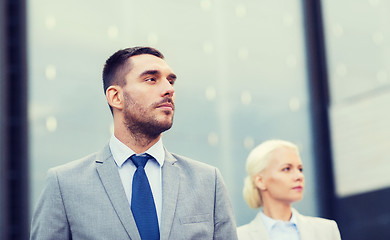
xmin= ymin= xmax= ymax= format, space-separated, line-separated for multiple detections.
xmin=158 ymin=116 xmax=174 ymax=128
xmin=150 ymin=118 xmax=173 ymax=135
xmin=160 ymin=122 xmax=173 ymax=133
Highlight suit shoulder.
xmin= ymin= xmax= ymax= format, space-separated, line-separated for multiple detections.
xmin=298 ymin=213 xmax=339 ymax=232
xmin=297 ymin=213 xmax=341 ymax=239
xmin=300 ymin=214 xmax=337 ymax=224
xmin=49 ymin=152 xmax=100 ymax=175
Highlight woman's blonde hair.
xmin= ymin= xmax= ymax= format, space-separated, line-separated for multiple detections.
xmin=242 ymin=139 xmax=298 ymax=208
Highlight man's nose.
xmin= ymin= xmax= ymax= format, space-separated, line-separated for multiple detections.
xmin=162 ymin=79 xmax=174 ymax=97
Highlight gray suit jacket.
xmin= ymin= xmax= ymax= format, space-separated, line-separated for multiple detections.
xmin=237 ymin=208 xmax=341 ymax=240
xmin=30 ymin=145 xmax=238 ymax=240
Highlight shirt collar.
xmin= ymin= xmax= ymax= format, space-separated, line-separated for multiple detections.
xmin=109 ymin=135 xmax=165 ymax=168
xmin=259 ymin=208 xmax=298 ymax=231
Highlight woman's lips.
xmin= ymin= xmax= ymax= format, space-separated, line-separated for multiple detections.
xmin=292 ymin=186 xmax=303 ymax=191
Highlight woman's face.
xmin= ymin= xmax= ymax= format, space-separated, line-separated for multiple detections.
xmin=255 ymin=147 xmax=305 ymax=205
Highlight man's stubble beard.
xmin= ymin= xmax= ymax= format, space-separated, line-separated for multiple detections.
xmin=123 ymin=94 xmax=174 ymax=141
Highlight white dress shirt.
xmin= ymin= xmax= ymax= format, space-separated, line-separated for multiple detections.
xmin=109 ymin=135 xmax=164 ymax=226
xmin=260 ymin=210 xmax=300 ymax=240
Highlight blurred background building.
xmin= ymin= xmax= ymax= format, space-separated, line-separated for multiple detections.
xmin=1 ymin=0 xmax=390 ymax=239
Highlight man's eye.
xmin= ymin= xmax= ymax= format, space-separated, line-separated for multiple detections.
xmin=282 ymin=167 xmax=290 ymax=171
xmin=146 ymin=78 xmax=156 ymax=82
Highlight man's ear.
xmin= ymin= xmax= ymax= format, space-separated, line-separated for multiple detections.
xmin=254 ymin=174 xmax=267 ymax=191
xmin=106 ymin=86 xmax=123 ymax=111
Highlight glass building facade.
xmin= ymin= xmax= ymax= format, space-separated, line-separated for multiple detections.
xmin=28 ymin=0 xmax=318 ymax=226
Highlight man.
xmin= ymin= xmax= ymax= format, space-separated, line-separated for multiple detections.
xmin=30 ymin=47 xmax=238 ymax=240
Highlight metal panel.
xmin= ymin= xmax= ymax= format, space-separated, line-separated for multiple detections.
xmin=0 ymin=0 xmax=29 ymax=239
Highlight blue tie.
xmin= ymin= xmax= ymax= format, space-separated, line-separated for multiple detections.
xmin=130 ymin=154 xmax=160 ymax=240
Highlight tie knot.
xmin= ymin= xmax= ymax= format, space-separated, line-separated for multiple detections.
xmin=130 ymin=154 xmax=152 ymax=168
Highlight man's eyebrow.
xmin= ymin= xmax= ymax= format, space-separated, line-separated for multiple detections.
xmin=167 ymin=73 xmax=177 ymax=80
xmin=139 ymin=70 xmax=177 ymax=80
xmin=139 ymin=70 xmax=160 ymax=77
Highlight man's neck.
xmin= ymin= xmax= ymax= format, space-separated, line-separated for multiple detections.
xmin=114 ymin=130 xmax=161 ymax=154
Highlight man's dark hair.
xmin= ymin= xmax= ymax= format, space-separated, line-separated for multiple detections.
xmin=102 ymin=46 xmax=164 ymax=113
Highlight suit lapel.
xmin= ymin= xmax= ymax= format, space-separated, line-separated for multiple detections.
xmin=249 ymin=212 xmax=270 ymax=240
xmin=95 ymin=146 xmax=141 ymax=240
xmin=159 ymin=150 xmax=180 ymax=240
xmin=294 ymin=208 xmax=310 ymax=240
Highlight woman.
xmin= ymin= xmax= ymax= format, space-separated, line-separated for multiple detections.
xmin=238 ymin=140 xmax=341 ymax=240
